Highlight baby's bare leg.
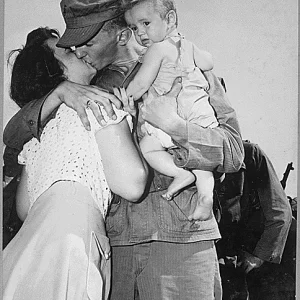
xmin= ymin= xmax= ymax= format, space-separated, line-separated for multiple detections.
xmin=140 ymin=134 xmax=195 ymax=200
xmin=188 ymin=170 xmax=214 ymax=221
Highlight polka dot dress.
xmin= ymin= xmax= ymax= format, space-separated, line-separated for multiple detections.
xmin=18 ymin=104 xmax=129 ymax=218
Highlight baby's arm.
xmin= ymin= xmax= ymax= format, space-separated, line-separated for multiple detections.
xmin=126 ymin=43 xmax=165 ymax=100
xmin=193 ymin=44 xmax=214 ymax=71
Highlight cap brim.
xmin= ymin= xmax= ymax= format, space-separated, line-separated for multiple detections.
xmin=57 ymin=22 xmax=104 ymax=48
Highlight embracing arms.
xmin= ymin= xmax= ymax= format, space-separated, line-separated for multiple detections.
xmin=3 ymin=80 xmax=122 ymax=177
xmin=140 ymin=71 xmax=245 ymax=173
xmin=5 ymin=80 xmax=148 ymax=203
xmin=4 ymin=67 xmax=244 ymax=176
xmin=3 ymin=81 xmax=122 ymax=151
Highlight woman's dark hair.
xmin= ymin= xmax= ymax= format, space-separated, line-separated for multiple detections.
xmin=8 ymin=27 xmax=66 ymax=108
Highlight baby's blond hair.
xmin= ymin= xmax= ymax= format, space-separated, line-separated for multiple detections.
xmin=124 ymin=0 xmax=178 ymax=25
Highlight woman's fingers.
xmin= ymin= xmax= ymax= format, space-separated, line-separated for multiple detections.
xmin=58 ymin=81 xmax=124 ymax=129
xmin=93 ymin=86 xmax=122 ymax=109
xmin=119 ymin=87 xmax=128 ymax=104
xmin=129 ymin=95 xmax=135 ymax=110
xmin=87 ymin=100 xmax=107 ymax=126
xmin=113 ymin=87 xmax=136 ymax=117
xmin=113 ymin=87 xmax=122 ymax=102
xmin=73 ymin=102 xmax=92 ymax=131
xmin=90 ymin=86 xmax=122 ymax=121
xmin=78 ymin=86 xmax=119 ymax=125
xmin=72 ymin=92 xmax=107 ymax=129
xmin=120 ymin=88 xmax=137 ymax=117
xmin=113 ymin=86 xmax=129 ymax=106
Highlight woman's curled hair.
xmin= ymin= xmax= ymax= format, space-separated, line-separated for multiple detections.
xmin=8 ymin=27 xmax=66 ymax=108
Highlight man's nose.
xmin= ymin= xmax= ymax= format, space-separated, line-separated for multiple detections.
xmin=75 ymin=46 xmax=86 ymax=59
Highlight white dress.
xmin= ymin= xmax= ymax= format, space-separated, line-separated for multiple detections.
xmin=18 ymin=104 xmax=128 ymax=218
xmin=3 ymin=104 xmax=129 ymax=300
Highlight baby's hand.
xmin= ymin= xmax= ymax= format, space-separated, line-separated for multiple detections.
xmin=113 ymin=87 xmax=137 ymax=118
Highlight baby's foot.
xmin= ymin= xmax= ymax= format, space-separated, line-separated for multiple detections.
xmin=188 ymin=201 xmax=213 ymax=221
xmin=161 ymin=172 xmax=195 ymax=201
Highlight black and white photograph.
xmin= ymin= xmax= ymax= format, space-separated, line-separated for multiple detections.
xmin=2 ymin=0 xmax=298 ymax=299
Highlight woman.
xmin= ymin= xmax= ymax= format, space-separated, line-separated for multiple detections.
xmin=3 ymin=27 xmax=148 ymax=300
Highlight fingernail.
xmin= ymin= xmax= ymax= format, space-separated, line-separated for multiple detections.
xmin=112 ymin=115 xmax=117 ymax=120
xmin=86 ymin=125 xmax=91 ymax=131
xmin=100 ymin=120 xmax=106 ymax=126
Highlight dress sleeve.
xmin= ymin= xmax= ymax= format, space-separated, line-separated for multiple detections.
xmin=18 ymin=150 xmax=27 ymax=165
xmin=89 ymin=104 xmax=132 ymax=133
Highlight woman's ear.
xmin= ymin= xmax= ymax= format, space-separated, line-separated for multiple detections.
xmin=166 ymin=10 xmax=177 ymax=28
xmin=118 ymin=28 xmax=132 ymax=46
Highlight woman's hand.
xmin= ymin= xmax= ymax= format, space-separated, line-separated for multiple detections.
xmin=53 ymin=81 xmax=122 ymax=130
xmin=113 ymin=87 xmax=137 ymax=118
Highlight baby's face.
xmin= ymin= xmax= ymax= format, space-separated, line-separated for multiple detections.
xmin=125 ymin=1 xmax=168 ymax=47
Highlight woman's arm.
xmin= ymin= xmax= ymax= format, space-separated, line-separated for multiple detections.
xmin=95 ymin=119 xmax=148 ymax=202
xmin=126 ymin=43 xmax=165 ymax=100
xmin=16 ymin=167 xmax=31 ymax=222
xmin=3 ymin=81 xmax=121 ymax=150
xmin=51 ymin=81 xmax=121 ymax=130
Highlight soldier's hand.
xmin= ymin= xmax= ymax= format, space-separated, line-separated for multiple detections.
xmin=140 ymin=77 xmax=182 ymax=133
xmin=240 ymin=251 xmax=264 ymax=274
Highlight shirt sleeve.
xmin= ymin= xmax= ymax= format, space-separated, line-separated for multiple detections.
xmin=3 ymin=91 xmax=56 ymax=151
xmin=3 ymin=146 xmax=23 ymax=177
xmin=253 ymin=195 xmax=292 ymax=263
xmin=172 ymin=70 xmax=245 ymax=173
xmin=243 ymin=142 xmax=293 ymax=263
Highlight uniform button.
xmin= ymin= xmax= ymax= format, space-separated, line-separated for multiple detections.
xmin=28 ymin=120 xmax=35 ymax=126
xmin=156 ymin=184 xmax=162 ymax=191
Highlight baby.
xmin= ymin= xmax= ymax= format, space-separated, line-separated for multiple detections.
xmin=124 ymin=0 xmax=219 ymax=221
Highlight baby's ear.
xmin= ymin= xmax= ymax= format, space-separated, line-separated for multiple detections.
xmin=166 ymin=10 xmax=177 ymax=27
xmin=118 ymin=28 xmax=132 ymax=46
